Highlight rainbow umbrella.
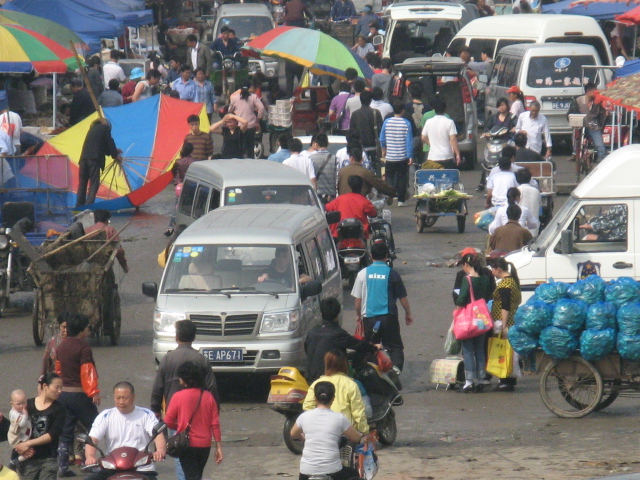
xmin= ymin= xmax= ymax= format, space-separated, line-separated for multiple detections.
xmin=0 ymin=23 xmax=78 ymax=73
xmin=242 ymin=26 xmax=373 ymax=80
xmin=0 ymin=11 xmax=88 ymax=53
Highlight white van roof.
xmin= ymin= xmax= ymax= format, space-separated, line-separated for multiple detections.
xmin=573 ymin=145 xmax=640 ymax=199
xmin=454 ymin=14 xmax=602 ymax=40
xmin=387 ymin=2 xmax=464 ymax=20
xmin=217 ymin=3 xmax=272 ymax=17
xmin=498 ymin=42 xmax=600 ymax=59
xmin=178 ymin=205 xmax=325 ymax=245
xmin=185 ymin=159 xmax=314 ymax=188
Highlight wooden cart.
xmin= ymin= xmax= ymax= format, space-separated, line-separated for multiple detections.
xmin=414 ymin=169 xmax=470 ymax=233
xmin=29 ymin=237 xmax=122 ymax=347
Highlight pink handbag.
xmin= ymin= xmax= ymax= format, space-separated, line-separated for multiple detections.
xmin=453 ymin=276 xmax=494 ymax=340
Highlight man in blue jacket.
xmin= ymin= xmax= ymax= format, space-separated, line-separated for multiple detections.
xmin=331 ymin=0 xmax=357 ymax=21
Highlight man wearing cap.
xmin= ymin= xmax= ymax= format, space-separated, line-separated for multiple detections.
xmin=69 ymin=79 xmax=96 ymax=126
xmin=121 ymin=68 xmax=144 ymax=104
xmin=284 ymin=0 xmax=312 ymax=27
xmin=0 ymin=91 xmax=22 ymax=154
xmin=355 ymin=5 xmax=377 ymax=37
xmin=102 ymin=50 xmax=127 ymax=88
xmin=330 ymin=0 xmax=357 ymax=21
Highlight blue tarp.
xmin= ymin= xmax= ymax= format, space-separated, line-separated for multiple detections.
xmin=615 ymin=58 xmax=640 ymax=78
xmin=542 ymin=0 xmax=639 ymax=20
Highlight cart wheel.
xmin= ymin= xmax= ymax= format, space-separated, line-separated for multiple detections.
xmin=415 ymin=214 xmax=425 ymax=233
xmin=424 ymin=216 xmax=438 ymax=228
xmin=540 ymin=356 xmax=603 ymax=418
xmin=254 ymin=140 xmax=265 ymax=159
xmin=457 ymin=216 xmax=466 ymax=233
xmin=109 ymin=288 xmax=122 ymax=346
xmin=32 ymin=291 xmax=45 ymax=347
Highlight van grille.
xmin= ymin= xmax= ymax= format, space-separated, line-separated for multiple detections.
xmin=190 ymin=314 xmax=258 ymax=337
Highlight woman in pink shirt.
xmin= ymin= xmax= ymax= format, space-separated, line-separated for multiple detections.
xmin=164 ymin=361 xmax=223 ymax=480
xmin=229 ymin=83 xmax=264 ymax=158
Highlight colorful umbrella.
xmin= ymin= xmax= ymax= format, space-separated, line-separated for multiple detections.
xmin=0 ymin=11 xmax=88 ymax=52
xmin=36 ymin=95 xmax=211 ymax=210
xmin=242 ymin=26 xmax=373 ymax=80
xmin=0 ymin=23 xmax=78 ymax=73
xmin=596 ymin=73 xmax=640 ymax=113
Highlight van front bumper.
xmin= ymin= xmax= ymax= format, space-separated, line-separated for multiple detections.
xmin=153 ymin=336 xmax=307 ymax=373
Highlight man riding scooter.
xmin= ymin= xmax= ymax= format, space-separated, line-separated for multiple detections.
xmin=325 ymin=175 xmax=377 ymax=242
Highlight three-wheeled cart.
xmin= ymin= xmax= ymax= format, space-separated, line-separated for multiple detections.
xmin=414 ymin=169 xmax=471 ymax=233
xmin=29 ymin=237 xmax=122 ymax=347
xmin=515 ymin=160 xmax=555 ymax=229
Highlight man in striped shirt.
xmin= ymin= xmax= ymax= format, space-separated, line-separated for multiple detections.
xmin=380 ymin=100 xmax=413 ymax=206
xmin=184 ymin=115 xmax=213 ymax=160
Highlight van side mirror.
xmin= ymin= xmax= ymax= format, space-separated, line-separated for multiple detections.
xmin=372 ymin=34 xmax=383 ymax=46
xmin=560 ymin=230 xmax=574 ymax=255
xmin=478 ymin=74 xmax=488 ymax=83
xmin=301 ymin=280 xmax=322 ymax=301
xmin=142 ymin=282 xmax=158 ymax=299
xmin=325 ymin=211 xmax=341 ymax=225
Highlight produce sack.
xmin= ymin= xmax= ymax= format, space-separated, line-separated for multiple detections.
xmin=552 ymin=299 xmax=588 ymax=332
xmin=535 ymin=280 xmax=570 ymax=304
xmin=567 ymin=275 xmax=606 ymax=304
xmin=486 ymin=336 xmax=513 ymax=378
xmin=605 ymin=277 xmax=640 ymax=308
xmin=507 ymin=325 xmax=538 ymax=356
xmin=540 ymin=326 xmax=578 ymax=359
xmin=586 ymin=302 xmax=617 ymax=331
xmin=617 ymin=303 xmax=640 ymax=336
xmin=580 ymin=328 xmax=616 ymax=361
xmin=514 ymin=300 xmax=553 ymax=336
xmin=617 ymin=333 xmax=640 ymax=361
xmin=476 ymin=209 xmax=495 ymax=231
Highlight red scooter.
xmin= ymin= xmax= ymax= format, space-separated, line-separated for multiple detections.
xmin=77 ymin=422 xmax=167 ymax=480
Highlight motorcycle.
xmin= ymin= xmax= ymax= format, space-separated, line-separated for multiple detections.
xmin=77 ymin=422 xmax=167 ymax=480
xmin=481 ymin=125 xmax=510 ymax=175
xmin=270 ymin=0 xmax=285 ymax=24
xmin=212 ymin=51 xmax=245 ymax=105
xmin=368 ymin=196 xmax=395 ymax=267
xmin=336 ymin=218 xmax=371 ymax=288
xmin=268 ymin=359 xmax=402 ymax=455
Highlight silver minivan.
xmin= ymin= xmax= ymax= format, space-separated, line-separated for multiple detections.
xmin=175 ymin=160 xmax=320 ymax=227
xmin=143 ymin=204 xmax=342 ymax=373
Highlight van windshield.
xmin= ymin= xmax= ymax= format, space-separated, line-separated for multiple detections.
xmin=531 ymin=196 xmax=578 ymax=253
xmin=217 ymin=16 xmax=273 ymax=40
xmin=390 ymin=20 xmax=459 ymax=60
xmin=162 ymin=244 xmax=296 ymax=294
xmin=526 ymin=55 xmax=597 ymax=88
xmin=224 ymin=185 xmax=318 ymax=207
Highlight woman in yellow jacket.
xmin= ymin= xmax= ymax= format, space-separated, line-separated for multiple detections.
xmin=302 ymin=349 xmax=369 ymax=434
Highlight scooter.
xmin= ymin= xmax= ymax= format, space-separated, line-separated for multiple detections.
xmin=336 ymin=218 xmax=371 ymax=288
xmin=268 ymin=361 xmax=401 ymax=455
xmin=368 ymin=196 xmax=395 ymax=266
xmin=77 ymin=422 xmax=167 ymax=480
xmin=481 ymin=126 xmax=510 ymax=175
xmin=270 ymin=0 xmax=285 ymax=24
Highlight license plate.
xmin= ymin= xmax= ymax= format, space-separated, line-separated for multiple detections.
xmin=552 ymin=101 xmax=571 ymax=109
xmin=603 ymin=134 xmax=610 ymax=143
xmin=201 ymin=348 xmax=244 ymax=363
xmin=344 ymin=257 xmax=360 ymax=264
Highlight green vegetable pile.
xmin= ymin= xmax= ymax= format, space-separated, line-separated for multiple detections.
xmin=414 ymin=189 xmax=471 ymax=213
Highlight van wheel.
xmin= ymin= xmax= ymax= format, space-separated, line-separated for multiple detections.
xmin=283 ymin=415 xmax=304 ymax=455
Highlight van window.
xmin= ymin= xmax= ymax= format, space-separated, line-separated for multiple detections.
xmin=178 ymin=180 xmax=197 ymax=216
xmin=448 ymin=37 xmax=466 ymax=53
xmin=503 ymin=57 xmax=521 ymax=88
xmin=489 ymin=56 xmax=505 ymax=86
xmin=305 ymin=238 xmax=325 ymax=281
xmin=527 ymin=55 xmax=597 ymax=89
xmin=193 ymin=185 xmax=210 ymax=219
xmin=546 ymin=36 xmax=608 ymax=66
xmin=209 ymin=188 xmax=221 ymax=212
xmin=468 ymin=38 xmax=496 ymax=62
xmin=557 ymin=204 xmax=628 ymax=254
xmin=224 ymin=185 xmax=318 ymax=207
xmin=390 ymin=20 xmax=459 ymax=60
xmin=317 ymin=229 xmax=338 ymax=277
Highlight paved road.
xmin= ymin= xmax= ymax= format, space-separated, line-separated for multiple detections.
xmin=1 ymin=143 xmax=638 ymax=480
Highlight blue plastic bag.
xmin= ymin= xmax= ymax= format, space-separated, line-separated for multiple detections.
xmin=514 ymin=300 xmax=553 ymax=336
xmin=507 ymin=325 xmax=538 ymax=356
xmin=605 ymin=277 xmax=640 ymax=308
xmin=536 ymin=280 xmax=570 ymax=304
xmin=617 ymin=303 xmax=640 ymax=336
xmin=476 ymin=210 xmax=494 ymax=231
xmin=552 ymin=299 xmax=588 ymax=332
xmin=586 ymin=302 xmax=617 ymax=331
xmin=617 ymin=333 xmax=640 ymax=361
xmin=567 ymin=275 xmax=606 ymax=305
xmin=579 ymin=328 xmax=616 ymax=361
xmin=540 ymin=326 xmax=579 ymax=359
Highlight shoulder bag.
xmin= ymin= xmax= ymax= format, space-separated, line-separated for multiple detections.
xmin=166 ymin=390 xmax=203 ymax=457
xmin=452 ymin=276 xmax=494 ymax=341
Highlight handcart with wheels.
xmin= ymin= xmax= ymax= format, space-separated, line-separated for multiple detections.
xmin=29 ymin=235 xmax=122 ymax=347
xmin=537 ymin=350 xmax=632 ymax=418
xmin=413 ymin=169 xmax=471 ymax=233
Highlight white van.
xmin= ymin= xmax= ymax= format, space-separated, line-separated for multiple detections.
xmin=507 ymin=145 xmax=640 ymax=302
xmin=484 ymin=43 xmax=605 ymax=136
xmin=449 ymin=14 xmax=613 ymax=66
xmin=143 ymin=204 xmax=342 ymax=373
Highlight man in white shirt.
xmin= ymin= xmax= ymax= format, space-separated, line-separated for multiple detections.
xmin=345 ymin=79 xmax=365 ymax=117
xmin=516 ymin=168 xmax=542 ymax=233
xmin=85 ymin=382 xmax=166 ymax=480
xmin=488 ymin=186 xmax=540 ymax=237
xmin=515 ymin=101 xmax=552 ymax=157
xmin=371 ymin=86 xmax=393 ymax=118
xmin=486 ymin=150 xmax=519 ymax=208
xmin=102 ymin=50 xmax=127 ymax=88
xmin=421 ymin=96 xmax=460 ymax=169
xmin=283 ymin=138 xmax=317 ymax=189
xmin=0 ymin=91 xmax=22 ymax=153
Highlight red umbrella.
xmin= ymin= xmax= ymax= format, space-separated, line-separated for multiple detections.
xmin=616 ymin=4 xmax=640 ymax=23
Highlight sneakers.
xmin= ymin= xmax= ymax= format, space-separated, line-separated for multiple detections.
xmin=494 ymin=383 xmax=515 ymax=392
xmin=475 ymin=184 xmax=485 ymax=192
xmin=397 ymin=201 xmax=407 ymax=207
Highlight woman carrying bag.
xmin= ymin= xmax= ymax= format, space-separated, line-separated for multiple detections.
xmin=488 ymin=256 xmax=522 ymax=392
xmin=164 ymin=361 xmax=222 ymax=480
xmin=454 ymin=254 xmax=492 ymax=393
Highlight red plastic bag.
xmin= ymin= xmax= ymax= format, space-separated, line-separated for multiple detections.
xmin=81 ymin=363 xmax=100 ymax=398
xmin=376 ymin=350 xmax=393 ymax=373
xmin=453 ymin=277 xmax=494 ymax=341
xmin=354 ymin=317 xmax=365 ymax=340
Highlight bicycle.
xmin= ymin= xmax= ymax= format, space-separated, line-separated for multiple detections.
xmin=572 ymin=125 xmax=597 ymax=181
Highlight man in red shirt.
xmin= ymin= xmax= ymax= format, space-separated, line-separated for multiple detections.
xmin=325 ymin=175 xmax=377 ymax=239
xmin=85 ymin=209 xmax=128 ymax=273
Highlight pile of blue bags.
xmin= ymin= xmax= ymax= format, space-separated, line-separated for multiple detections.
xmin=508 ymin=276 xmax=640 ymax=361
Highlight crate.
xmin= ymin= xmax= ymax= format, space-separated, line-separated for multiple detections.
xmin=569 ymin=114 xmax=586 ymax=128
xmin=275 ymin=99 xmax=293 ymax=112
xmin=269 ymin=110 xmax=292 ymax=128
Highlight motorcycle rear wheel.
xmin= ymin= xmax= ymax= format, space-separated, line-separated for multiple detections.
xmin=377 ymin=409 xmax=397 ymax=446
xmin=283 ymin=415 xmax=304 ymax=455
xmin=32 ymin=291 xmax=46 ymax=346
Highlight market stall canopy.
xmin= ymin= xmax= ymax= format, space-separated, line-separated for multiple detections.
xmin=615 ymin=3 xmax=640 ymax=23
xmin=596 ymin=72 xmax=640 ymax=112
xmin=37 ymin=95 xmax=211 ymax=210
xmin=0 ymin=11 xmax=88 ymax=52
xmin=242 ymin=26 xmax=374 ymax=80
xmin=542 ymin=0 xmax=640 ymax=18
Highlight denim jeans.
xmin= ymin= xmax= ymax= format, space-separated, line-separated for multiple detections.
xmin=587 ymin=129 xmax=606 ymax=161
xmin=461 ymin=333 xmax=487 ymax=382
xmin=58 ymin=392 xmax=98 ymax=444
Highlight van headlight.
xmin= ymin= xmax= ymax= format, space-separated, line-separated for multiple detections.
xmin=260 ymin=310 xmax=299 ymax=333
xmin=153 ymin=310 xmax=186 ymax=333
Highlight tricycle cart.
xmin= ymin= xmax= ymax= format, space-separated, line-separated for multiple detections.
xmin=515 ymin=160 xmax=555 ymax=229
xmin=537 ymin=351 xmax=632 ymax=418
xmin=29 ymin=236 xmax=122 ymax=347
xmin=414 ymin=169 xmax=471 ymax=233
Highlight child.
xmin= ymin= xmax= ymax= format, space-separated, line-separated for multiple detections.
xmin=8 ymin=390 xmax=31 ymax=470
